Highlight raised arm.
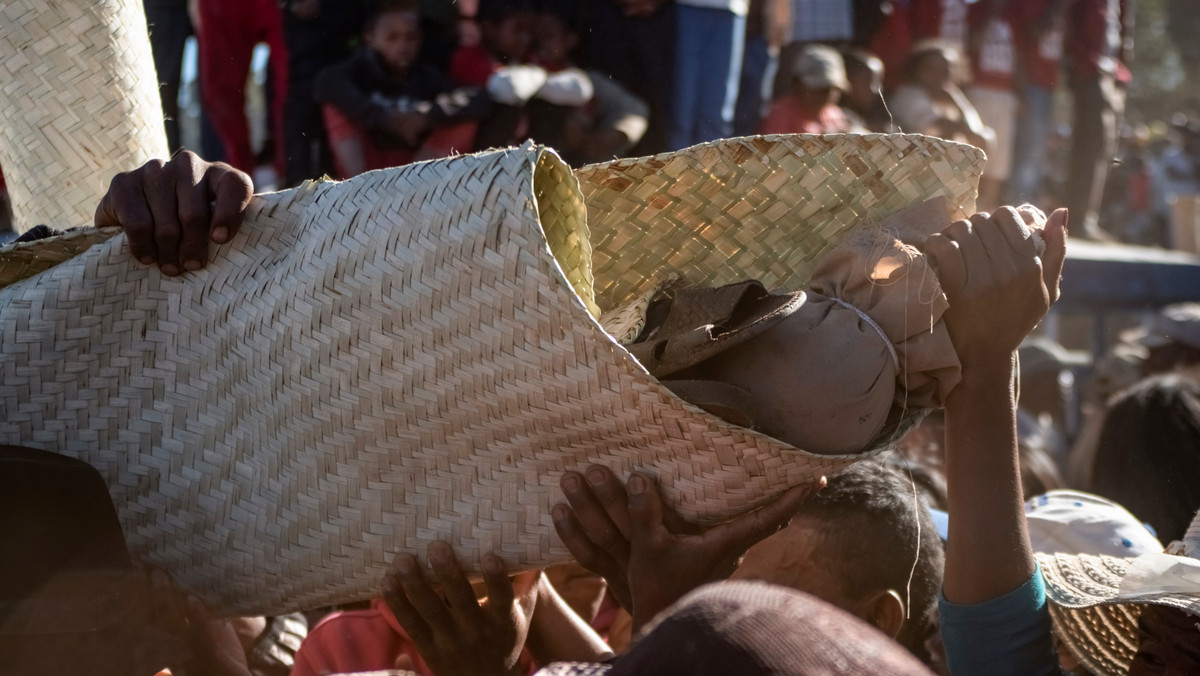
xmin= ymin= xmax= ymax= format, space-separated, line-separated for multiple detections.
xmin=524 ymin=574 xmax=614 ymax=664
xmin=926 ymin=206 xmax=1068 ymax=676
xmin=928 ymin=206 xmax=1066 ymax=604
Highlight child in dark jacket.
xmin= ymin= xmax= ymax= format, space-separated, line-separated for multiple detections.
xmin=314 ymin=0 xmax=489 ymax=177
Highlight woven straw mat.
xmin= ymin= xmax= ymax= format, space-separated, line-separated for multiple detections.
xmin=0 ymin=0 xmax=168 ymax=233
xmin=0 ymin=135 xmax=983 ymax=615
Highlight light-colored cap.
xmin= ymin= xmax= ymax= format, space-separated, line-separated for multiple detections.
xmin=790 ymin=45 xmax=848 ymax=92
xmin=1025 ymin=490 xmax=1161 ymax=558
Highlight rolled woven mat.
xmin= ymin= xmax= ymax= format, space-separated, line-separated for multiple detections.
xmin=0 ymin=135 xmax=983 ymax=616
xmin=0 ymin=0 xmax=168 ymax=233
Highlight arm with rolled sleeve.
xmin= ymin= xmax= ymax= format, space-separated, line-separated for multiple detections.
xmin=939 ymin=566 xmax=1063 ymax=676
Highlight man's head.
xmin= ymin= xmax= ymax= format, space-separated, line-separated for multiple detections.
xmin=731 ymin=463 xmax=944 ymax=661
xmin=478 ymin=0 xmax=535 ymax=63
xmin=596 ymin=581 xmax=935 ymax=676
xmin=0 ymin=446 xmax=186 ymax=676
xmin=533 ymin=1 xmax=580 ymax=68
xmin=1129 ymin=303 xmax=1200 ymax=376
xmin=906 ymin=42 xmax=956 ymax=90
xmin=786 ymin=44 xmax=846 ymax=109
xmin=364 ymin=0 xmax=422 ymax=75
xmin=842 ymin=49 xmax=884 ymax=110
xmin=1089 ymin=373 xmax=1200 ymax=543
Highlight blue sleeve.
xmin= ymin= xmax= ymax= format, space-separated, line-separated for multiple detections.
xmin=938 ymin=565 xmax=1064 ymax=676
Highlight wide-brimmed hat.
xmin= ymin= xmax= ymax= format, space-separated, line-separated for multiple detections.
xmin=0 ymin=134 xmax=983 ymax=615
xmin=1036 ymin=507 xmax=1200 ymax=676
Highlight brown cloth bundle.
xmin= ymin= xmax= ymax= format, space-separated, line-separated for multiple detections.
xmin=797 ymin=197 xmax=961 ymax=452
xmin=629 ymin=197 xmax=963 ymax=456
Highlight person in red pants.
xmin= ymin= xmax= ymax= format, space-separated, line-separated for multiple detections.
xmin=195 ymin=0 xmax=289 ymax=176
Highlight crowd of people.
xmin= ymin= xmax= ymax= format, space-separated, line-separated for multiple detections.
xmin=5 ymin=0 xmax=1199 ymax=250
xmin=124 ymin=0 xmax=1149 ymax=239
xmin=4 ymin=1 xmax=1200 ymax=675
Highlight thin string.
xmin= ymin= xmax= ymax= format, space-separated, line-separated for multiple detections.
xmin=900 ymin=453 xmax=921 ymax=622
xmin=830 ymin=296 xmax=900 ymax=372
xmin=875 ymin=451 xmax=922 ymax=622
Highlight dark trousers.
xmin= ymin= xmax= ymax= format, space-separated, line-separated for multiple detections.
xmin=282 ymin=77 xmax=331 ymax=187
xmin=1066 ymin=71 xmax=1124 ymax=235
xmin=143 ymin=3 xmax=192 ymax=153
xmin=197 ymin=0 xmax=288 ymax=173
xmin=581 ymin=0 xmax=676 ymax=156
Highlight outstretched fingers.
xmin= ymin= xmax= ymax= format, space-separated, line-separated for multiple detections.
xmin=383 ymin=553 xmax=446 ymax=647
xmin=552 ymin=503 xmax=629 ymax=590
xmin=429 ymin=541 xmax=486 ymax=631
xmin=557 ymin=469 xmax=633 ymax=563
xmin=481 ymin=554 xmax=516 ymax=623
xmin=625 ymin=472 xmax=667 ymax=543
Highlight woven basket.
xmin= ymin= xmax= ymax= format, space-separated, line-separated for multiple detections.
xmin=0 ymin=0 xmax=168 ymax=233
xmin=0 ymin=135 xmax=983 ymax=616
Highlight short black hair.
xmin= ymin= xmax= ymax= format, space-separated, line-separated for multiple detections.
xmin=1089 ymin=373 xmax=1200 ymax=542
xmin=364 ymin=0 xmax=419 ymax=33
xmin=535 ymin=0 xmax=582 ymax=31
xmin=477 ymin=0 xmax=535 ymax=24
xmin=883 ymin=453 xmax=947 ymax=511
xmin=793 ymin=462 xmax=944 ymax=663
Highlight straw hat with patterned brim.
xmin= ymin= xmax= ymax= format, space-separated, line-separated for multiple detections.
xmin=0 ymin=134 xmax=983 ymax=616
xmin=1036 ymin=510 xmax=1200 ymax=676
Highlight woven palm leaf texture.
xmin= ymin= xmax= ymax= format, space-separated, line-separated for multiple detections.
xmin=0 ymin=0 xmax=168 ymax=233
xmin=0 ymin=135 xmax=983 ymax=615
